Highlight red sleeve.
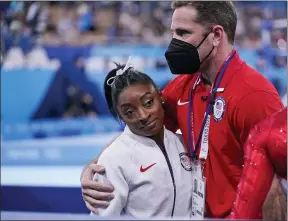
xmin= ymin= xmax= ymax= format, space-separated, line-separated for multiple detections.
xmin=228 ymin=124 xmax=274 ymax=219
xmin=162 ymin=77 xmax=181 ymax=133
xmin=232 ymin=91 xmax=283 ymax=146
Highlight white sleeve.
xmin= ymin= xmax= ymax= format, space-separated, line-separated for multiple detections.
xmin=91 ymin=149 xmax=130 ymax=216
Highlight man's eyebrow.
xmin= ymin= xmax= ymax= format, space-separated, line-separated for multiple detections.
xmin=175 ymin=28 xmax=192 ymax=33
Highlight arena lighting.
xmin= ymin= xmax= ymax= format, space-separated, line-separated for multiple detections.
xmin=277 ymin=39 xmax=287 ymax=50
xmin=273 ymin=18 xmax=287 ymax=29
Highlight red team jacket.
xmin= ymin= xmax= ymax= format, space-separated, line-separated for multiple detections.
xmin=162 ymin=50 xmax=284 ymax=218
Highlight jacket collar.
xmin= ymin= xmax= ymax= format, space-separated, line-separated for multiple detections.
xmin=213 ymin=49 xmax=244 ymax=89
xmin=123 ymin=125 xmax=168 ymax=147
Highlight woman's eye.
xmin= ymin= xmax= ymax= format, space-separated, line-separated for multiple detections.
xmin=125 ymin=110 xmax=134 ymax=117
xmin=145 ymin=99 xmax=154 ymax=107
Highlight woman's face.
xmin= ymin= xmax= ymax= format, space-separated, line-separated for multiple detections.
xmin=116 ymin=84 xmax=164 ymax=137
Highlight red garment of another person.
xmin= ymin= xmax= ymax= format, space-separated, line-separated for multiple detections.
xmin=229 ymin=107 xmax=287 ymax=219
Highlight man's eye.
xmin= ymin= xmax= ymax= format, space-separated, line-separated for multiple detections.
xmin=176 ymin=30 xmax=190 ymax=37
xmin=177 ymin=30 xmax=185 ymax=36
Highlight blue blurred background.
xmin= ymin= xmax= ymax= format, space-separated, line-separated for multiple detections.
xmin=1 ymin=1 xmax=287 ymax=215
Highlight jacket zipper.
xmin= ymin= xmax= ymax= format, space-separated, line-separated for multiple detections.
xmin=159 ymin=145 xmax=176 ymax=217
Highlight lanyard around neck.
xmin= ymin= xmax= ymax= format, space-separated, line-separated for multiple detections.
xmin=187 ymin=51 xmax=236 ymax=159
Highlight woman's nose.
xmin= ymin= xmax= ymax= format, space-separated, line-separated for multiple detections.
xmin=138 ymin=108 xmax=150 ymax=123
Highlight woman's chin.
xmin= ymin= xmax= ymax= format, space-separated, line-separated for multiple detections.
xmin=144 ymin=125 xmax=163 ymax=137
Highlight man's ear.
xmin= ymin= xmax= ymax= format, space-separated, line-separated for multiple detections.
xmin=212 ymin=25 xmax=224 ymax=47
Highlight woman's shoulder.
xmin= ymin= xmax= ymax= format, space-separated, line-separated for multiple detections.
xmin=99 ymin=133 xmax=136 ymax=163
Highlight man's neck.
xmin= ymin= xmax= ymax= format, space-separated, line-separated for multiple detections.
xmin=201 ymin=45 xmax=234 ymax=86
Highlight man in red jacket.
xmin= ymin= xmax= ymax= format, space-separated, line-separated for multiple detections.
xmin=80 ymin=1 xmax=283 ymax=218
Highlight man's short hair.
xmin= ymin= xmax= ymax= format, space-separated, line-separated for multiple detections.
xmin=171 ymin=1 xmax=237 ymax=44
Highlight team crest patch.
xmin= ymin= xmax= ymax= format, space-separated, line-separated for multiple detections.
xmin=179 ymin=152 xmax=192 ymax=171
xmin=213 ymin=97 xmax=226 ymax=122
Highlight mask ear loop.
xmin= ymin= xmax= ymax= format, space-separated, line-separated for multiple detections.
xmin=200 ymin=47 xmax=214 ymax=65
xmin=197 ymin=28 xmax=215 ymax=64
xmin=196 ymin=27 xmax=214 ymax=49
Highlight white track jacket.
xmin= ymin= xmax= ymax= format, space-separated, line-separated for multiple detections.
xmin=93 ymin=126 xmax=193 ymax=218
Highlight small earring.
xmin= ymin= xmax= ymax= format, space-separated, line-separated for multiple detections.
xmin=162 ymin=100 xmax=165 ymax=104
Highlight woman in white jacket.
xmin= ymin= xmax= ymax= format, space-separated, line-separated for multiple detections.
xmin=93 ymin=58 xmax=193 ymax=218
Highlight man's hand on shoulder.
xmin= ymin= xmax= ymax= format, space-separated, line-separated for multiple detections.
xmin=81 ymin=163 xmax=115 ymax=214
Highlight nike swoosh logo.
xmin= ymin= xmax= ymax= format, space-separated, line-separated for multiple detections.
xmin=140 ymin=163 xmax=156 ymax=172
xmin=177 ymin=99 xmax=189 ymax=106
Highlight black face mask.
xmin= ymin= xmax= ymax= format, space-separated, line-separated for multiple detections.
xmin=165 ymin=30 xmax=214 ymax=75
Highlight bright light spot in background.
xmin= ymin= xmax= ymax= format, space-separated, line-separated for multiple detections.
xmin=277 ymin=39 xmax=287 ymax=50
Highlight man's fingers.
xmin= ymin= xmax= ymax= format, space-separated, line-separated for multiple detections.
xmin=81 ymin=164 xmax=105 ymax=183
xmin=83 ymin=194 xmax=110 ymax=208
xmin=89 ymin=164 xmax=105 ymax=174
xmin=85 ymin=201 xmax=99 ymax=214
xmin=82 ymin=188 xmax=114 ymax=201
xmin=82 ymin=180 xmax=114 ymax=192
xmin=81 ymin=166 xmax=95 ymax=182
